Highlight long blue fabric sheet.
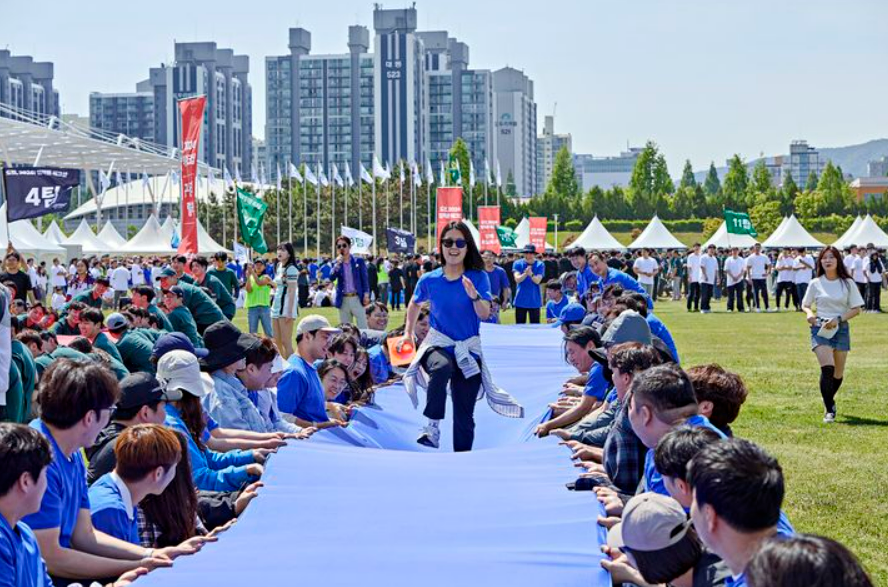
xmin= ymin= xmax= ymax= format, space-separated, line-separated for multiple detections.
xmin=139 ymin=324 xmax=610 ymax=587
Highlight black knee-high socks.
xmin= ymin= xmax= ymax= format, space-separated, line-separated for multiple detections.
xmin=819 ymin=366 xmax=844 ymax=412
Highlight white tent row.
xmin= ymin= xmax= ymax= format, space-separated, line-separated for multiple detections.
xmin=629 ymin=216 xmax=687 ymax=250
xmin=64 ymin=219 xmax=115 ymax=255
xmin=97 ymin=222 xmax=128 ymax=249
xmin=120 ymin=214 xmax=229 ymax=256
xmin=762 ymin=215 xmax=824 ymax=249
xmin=833 ymin=214 xmax=888 ymax=249
xmin=571 ymin=216 xmax=626 ymax=251
xmin=0 ymin=205 xmax=67 ymax=262
xmin=43 ymin=220 xmax=68 ymax=245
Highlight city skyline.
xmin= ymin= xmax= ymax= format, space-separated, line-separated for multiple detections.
xmin=3 ymin=0 xmax=887 ymax=178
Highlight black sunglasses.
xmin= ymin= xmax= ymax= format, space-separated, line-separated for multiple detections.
xmin=441 ymin=238 xmax=467 ymax=249
xmin=336 ymin=243 xmax=349 ymax=250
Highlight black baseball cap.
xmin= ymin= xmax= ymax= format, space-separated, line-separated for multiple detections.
xmin=116 ymin=372 xmax=182 ymax=411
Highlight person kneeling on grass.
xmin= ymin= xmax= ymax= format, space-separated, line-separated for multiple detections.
xmin=89 ymin=424 xmax=210 ymax=557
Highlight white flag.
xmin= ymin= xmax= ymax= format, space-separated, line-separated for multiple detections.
xmin=208 ymin=168 xmax=217 ymax=186
xmin=360 ymin=162 xmax=373 ymax=184
xmin=439 ymin=160 xmax=446 ymax=186
xmin=304 ymin=164 xmax=318 ymax=186
xmin=399 ymin=161 xmax=405 ymax=183
xmin=385 ymin=162 xmax=392 ymax=181
xmin=224 ymin=167 xmax=234 ymax=189
xmin=235 ymin=165 xmax=243 ymax=184
xmin=99 ymin=170 xmax=111 ymax=193
xmin=469 ymin=160 xmax=475 ymax=185
xmin=485 ymin=158 xmax=492 ymax=187
xmin=259 ymin=165 xmax=267 ymax=187
xmin=171 ymin=170 xmax=179 ymax=185
xmin=288 ymin=162 xmax=303 ymax=183
xmin=496 ymin=160 xmax=503 ymax=188
xmin=142 ymin=171 xmax=150 ymax=189
xmin=332 ymin=163 xmax=343 ymax=187
xmin=340 ymin=226 xmax=373 ymax=255
xmin=251 ymin=161 xmax=259 ymax=184
xmin=115 ymin=170 xmax=123 ymax=187
xmin=344 ymin=162 xmax=355 ymax=187
xmin=276 ymin=163 xmax=282 ymax=191
xmin=425 ymin=158 xmax=434 ymax=184
xmin=372 ymin=155 xmax=386 ymax=179
xmin=412 ymin=161 xmax=422 ymax=187
xmin=318 ymin=163 xmax=329 ymax=188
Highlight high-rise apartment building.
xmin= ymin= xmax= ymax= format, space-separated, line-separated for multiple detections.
xmin=0 ymin=50 xmax=60 ymax=119
xmin=89 ymin=81 xmax=155 ymax=143
xmin=536 ymin=115 xmax=571 ymax=193
xmin=492 ymin=67 xmax=537 ymax=197
xmin=784 ymin=140 xmax=824 ymax=187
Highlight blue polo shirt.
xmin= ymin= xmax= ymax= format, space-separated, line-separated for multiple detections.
xmin=583 ymin=363 xmax=609 ymax=401
xmin=319 ymin=263 xmax=332 ymax=281
xmin=0 ymin=513 xmax=52 ymax=587
xmin=412 ymin=268 xmax=492 ymax=342
xmin=278 ymin=356 xmax=329 ymax=423
xmin=88 ymin=473 xmax=140 ymax=545
xmin=644 ymin=414 xmax=726 ymax=496
xmin=575 ymin=264 xmax=599 ymax=298
xmin=308 ymin=263 xmax=318 ymax=282
xmin=511 ymin=259 xmax=545 ymax=309
xmin=546 ymin=296 xmax=569 ymax=321
xmin=367 ymin=345 xmax=392 ymax=384
xmin=603 ymin=267 xmax=654 ymax=309
xmin=22 ymin=420 xmax=89 ymax=549
xmin=485 ymin=265 xmax=510 ymax=299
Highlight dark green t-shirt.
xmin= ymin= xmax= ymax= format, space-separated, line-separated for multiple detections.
xmin=208 ymin=267 xmax=240 ymax=298
xmin=167 ymin=305 xmax=204 ymax=347
xmin=178 ymin=282 xmax=225 ymax=328
xmin=197 ymin=274 xmax=236 ymax=320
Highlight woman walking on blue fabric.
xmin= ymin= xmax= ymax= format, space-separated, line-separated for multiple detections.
xmin=403 ymin=221 xmax=523 ymax=452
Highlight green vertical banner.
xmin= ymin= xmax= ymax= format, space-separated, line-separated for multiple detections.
xmin=724 ymin=209 xmax=758 ymax=237
xmin=496 ymin=226 xmax=518 ymax=248
xmin=448 ymin=153 xmax=462 ymax=186
xmin=236 ymin=187 xmax=269 ymax=253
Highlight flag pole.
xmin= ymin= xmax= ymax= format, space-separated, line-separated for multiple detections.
xmin=331 ymin=164 xmax=336 ymax=256
xmin=276 ymin=173 xmax=281 ymax=246
xmin=316 ymin=163 xmax=321 ymax=259
xmin=233 ymin=181 xmax=238 ymax=249
xmin=302 ymin=171 xmax=308 ymax=256
xmin=358 ymin=169 xmax=363 ymax=233
xmin=288 ymin=165 xmax=293 ymax=244
xmin=372 ymin=172 xmax=377 ymax=256
xmin=426 ymin=177 xmax=431 ymax=253
xmin=399 ymin=163 xmax=404 ymax=230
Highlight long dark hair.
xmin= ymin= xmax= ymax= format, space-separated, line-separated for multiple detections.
xmin=348 ymin=347 xmax=374 ymax=404
xmin=176 ymin=393 xmax=207 ymax=451
xmin=816 ymin=246 xmax=851 ymax=281
xmin=439 ymin=221 xmax=483 ymax=271
xmin=746 ymin=534 xmax=873 ymax=587
xmin=139 ymin=431 xmax=199 ymax=547
xmin=277 ymin=242 xmax=297 ymax=269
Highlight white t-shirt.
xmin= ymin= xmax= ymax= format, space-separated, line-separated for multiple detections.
xmin=776 ymin=255 xmax=795 ymax=283
xmin=151 ymin=266 xmax=164 ymax=288
xmin=51 ymin=292 xmax=67 ymax=311
xmin=746 ymin=253 xmax=769 ymax=279
xmin=843 ymin=255 xmax=857 ymax=276
xmin=131 ymin=263 xmax=146 ymax=286
xmin=89 ymin=267 xmax=101 ymax=280
xmin=110 ymin=266 xmax=131 ymax=291
xmin=700 ymin=254 xmax=719 ymax=285
xmin=802 ymin=276 xmax=864 ymax=319
xmin=723 ymin=256 xmax=746 ymax=286
xmin=686 ymin=253 xmax=702 ymax=283
xmin=632 ymin=257 xmax=658 ymax=285
xmin=28 ymin=266 xmax=39 ymax=287
xmin=793 ymin=255 xmax=815 ymax=284
xmin=852 ymin=255 xmax=867 ymax=283
xmin=49 ymin=264 xmax=67 ymax=287
xmin=865 ymin=256 xmax=884 ymax=283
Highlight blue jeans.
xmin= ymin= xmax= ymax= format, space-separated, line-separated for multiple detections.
xmin=248 ymin=306 xmax=273 ymax=336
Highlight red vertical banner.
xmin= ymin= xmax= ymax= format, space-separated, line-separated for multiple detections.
xmin=477 ymin=206 xmax=501 ymax=254
xmin=436 ymin=187 xmax=463 ymax=243
xmin=529 ymin=216 xmax=547 ymax=253
xmin=177 ymin=95 xmax=206 ymax=254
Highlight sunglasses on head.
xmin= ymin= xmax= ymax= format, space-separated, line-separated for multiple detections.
xmin=441 ymin=238 xmax=467 ymax=249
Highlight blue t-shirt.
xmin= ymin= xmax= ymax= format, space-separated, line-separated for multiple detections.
xmin=22 ymin=420 xmax=90 ymax=549
xmin=88 ymin=473 xmax=140 ymax=545
xmin=644 ymin=414 xmax=727 ymax=496
xmin=485 ymin=265 xmax=510 ymax=299
xmin=575 ymin=264 xmax=599 ymax=298
xmin=0 ymin=514 xmax=52 ymax=587
xmin=583 ymin=363 xmax=609 ymax=401
xmin=319 ymin=263 xmax=332 ymax=281
xmin=726 ymin=514 xmax=795 ymax=587
xmin=511 ymin=259 xmax=545 ymax=309
xmin=604 ymin=386 xmax=618 ymax=404
xmin=367 ymin=344 xmax=392 ymax=384
xmin=308 ymin=263 xmax=319 ymax=282
xmin=278 ymin=356 xmax=329 ymax=422
xmin=412 ymin=268 xmax=492 ymax=342
xmin=546 ymin=296 xmax=569 ymax=321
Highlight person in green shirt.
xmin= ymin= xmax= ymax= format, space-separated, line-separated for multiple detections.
xmin=4 ymin=360 xmax=23 ymax=423
xmin=76 ymin=307 xmax=127 ymax=367
xmin=244 ymin=258 xmax=273 ymax=336
xmin=159 ymin=268 xmax=225 ymax=334
xmin=71 ymin=277 xmax=110 ymax=309
xmin=51 ymin=301 xmax=86 ymax=335
xmin=162 ymin=286 xmax=204 ymax=348
xmin=27 ymin=331 xmax=92 ymax=378
xmin=9 ymin=337 xmax=37 ymax=423
xmin=170 ymin=255 xmax=196 ymax=284
xmin=377 ymin=258 xmax=390 ymax=308
xmin=130 ymin=285 xmax=173 ymax=331
xmin=106 ymin=313 xmax=157 ymax=375
xmin=190 ymin=256 xmax=236 ymax=320
xmin=208 ymin=252 xmax=240 ymax=300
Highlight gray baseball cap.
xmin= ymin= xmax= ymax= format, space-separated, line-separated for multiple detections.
xmin=601 ymin=309 xmax=652 ymax=347
xmin=607 ymin=493 xmax=690 ymax=552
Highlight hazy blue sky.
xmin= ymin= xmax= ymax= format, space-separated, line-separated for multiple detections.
xmin=5 ymin=0 xmax=887 ymax=175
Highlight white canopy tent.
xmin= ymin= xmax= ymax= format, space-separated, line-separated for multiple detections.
xmin=97 ymin=222 xmax=128 ymax=249
xmin=64 ymin=219 xmax=114 ymax=256
xmin=570 ymin=216 xmax=625 ymax=251
xmin=703 ymin=221 xmax=759 ymax=249
xmin=834 ymin=214 xmax=888 ymax=249
xmin=169 ymin=218 xmax=231 ymax=255
xmin=762 ymin=215 xmax=824 ymax=249
xmin=43 ymin=220 xmax=68 ymax=245
xmin=0 ymin=204 xmax=67 ymax=261
xmin=629 ymin=216 xmax=687 ymax=250
xmin=159 ymin=216 xmax=177 ymax=245
xmin=831 ymin=216 xmax=863 ymax=250
xmin=121 ymin=215 xmax=175 ymax=255
xmin=761 ymin=216 xmax=790 ymax=246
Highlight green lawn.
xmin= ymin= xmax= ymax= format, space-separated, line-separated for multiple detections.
xmin=233 ymin=300 xmax=888 ymax=582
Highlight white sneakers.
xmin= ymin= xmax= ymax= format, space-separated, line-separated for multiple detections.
xmin=417 ymin=425 xmax=441 ymax=449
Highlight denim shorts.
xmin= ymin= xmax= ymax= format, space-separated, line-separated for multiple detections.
xmin=810 ymin=321 xmax=851 ymax=352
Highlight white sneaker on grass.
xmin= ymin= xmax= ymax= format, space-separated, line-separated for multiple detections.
xmin=417 ymin=425 xmax=440 ymax=448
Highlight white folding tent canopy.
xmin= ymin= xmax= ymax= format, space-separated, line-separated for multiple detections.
xmin=762 ymin=215 xmax=824 ymax=249
xmin=629 ymin=216 xmax=687 ymax=249
xmin=97 ymin=222 xmax=128 ymax=249
xmin=43 ymin=220 xmax=68 ymax=245
xmin=122 ymin=215 xmax=175 ymax=255
xmin=703 ymin=221 xmax=759 ymax=249
xmin=761 ymin=216 xmax=790 ymax=246
xmin=832 ymin=216 xmax=863 ymax=250
xmin=0 ymin=204 xmax=67 ymax=261
xmin=570 ymin=216 xmax=625 ymax=251
xmin=835 ymin=214 xmax=888 ymax=249
xmin=195 ymin=221 xmax=231 ymax=254
xmin=159 ymin=216 xmax=177 ymax=245
xmin=64 ymin=219 xmax=113 ymax=256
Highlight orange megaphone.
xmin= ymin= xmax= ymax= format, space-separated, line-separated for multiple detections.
xmin=387 ymin=335 xmax=416 ymax=367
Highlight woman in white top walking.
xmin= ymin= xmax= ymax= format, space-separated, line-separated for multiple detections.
xmin=801 ymin=246 xmax=865 ymax=423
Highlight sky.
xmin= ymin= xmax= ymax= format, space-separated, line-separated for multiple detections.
xmin=4 ymin=0 xmax=888 ymax=176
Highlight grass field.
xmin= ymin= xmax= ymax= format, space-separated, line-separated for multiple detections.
xmin=232 ymin=299 xmax=888 ymax=582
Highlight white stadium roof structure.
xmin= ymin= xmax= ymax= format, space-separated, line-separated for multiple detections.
xmin=0 ymin=102 xmax=218 ymax=176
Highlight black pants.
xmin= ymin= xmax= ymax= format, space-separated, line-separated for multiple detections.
xmin=298 ymin=284 xmax=310 ymax=308
xmin=775 ymin=281 xmax=797 ymax=309
xmin=857 ymin=282 xmax=867 ymax=303
xmin=727 ymin=282 xmax=745 ymax=312
xmin=406 ymin=280 xmax=417 ymax=305
xmin=687 ymin=282 xmax=701 ymax=311
xmin=867 ymin=282 xmax=882 ymax=311
xmin=391 ymin=288 xmax=403 ymax=310
xmin=421 ymin=348 xmax=481 ymax=452
xmin=752 ymin=279 xmax=769 ymax=309
xmin=700 ymin=283 xmax=714 ymax=311
xmin=796 ymin=283 xmax=808 ymax=308
xmin=515 ymin=306 xmax=541 ymax=324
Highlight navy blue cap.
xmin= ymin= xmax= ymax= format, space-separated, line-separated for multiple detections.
xmin=152 ymin=332 xmax=209 ymax=360
xmin=557 ymin=302 xmax=587 ymax=325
